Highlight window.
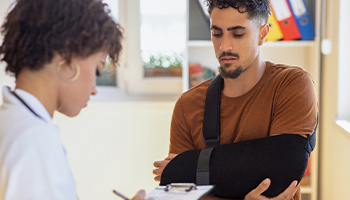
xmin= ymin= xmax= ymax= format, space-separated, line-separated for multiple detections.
xmin=140 ymin=0 xmax=186 ymax=78
xmin=96 ymin=0 xmax=119 ymax=87
xmin=118 ymin=0 xmax=185 ymax=94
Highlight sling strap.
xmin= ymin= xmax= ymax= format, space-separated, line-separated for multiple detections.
xmin=196 ymin=75 xmax=223 ymax=185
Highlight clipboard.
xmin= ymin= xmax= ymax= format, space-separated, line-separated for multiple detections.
xmin=145 ymin=183 xmax=214 ymax=200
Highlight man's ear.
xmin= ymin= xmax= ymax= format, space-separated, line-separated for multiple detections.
xmin=259 ymin=23 xmax=270 ymax=45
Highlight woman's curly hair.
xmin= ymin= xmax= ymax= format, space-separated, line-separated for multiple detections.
xmin=205 ymin=0 xmax=270 ymax=24
xmin=0 ymin=0 xmax=123 ymax=77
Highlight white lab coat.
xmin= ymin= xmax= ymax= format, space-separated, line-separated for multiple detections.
xmin=0 ymin=86 xmax=78 ymax=200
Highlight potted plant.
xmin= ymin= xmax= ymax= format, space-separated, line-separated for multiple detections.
xmin=143 ymin=53 xmax=183 ymax=77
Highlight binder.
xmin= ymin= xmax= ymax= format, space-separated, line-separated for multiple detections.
xmin=266 ymin=9 xmax=283 ymax=41
xmin=198 ymin=0 xmax=210 ymax=19
xmin=287 ymin=0 xmax=315 ymax=40
xmin=146 ymin=183 xmax=214 ymax=200
xmin=270 ymin=0 xmax=301 ymax=41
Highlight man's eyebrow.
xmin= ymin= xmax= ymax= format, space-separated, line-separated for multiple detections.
xmin=100 ymin=61 xmax=106 ymax=66
xmin=211 ymin=25 xmax=247 ymax=31
xmin=227 ymin=26 xmax=247 ymax=31
xmin=211 ymin=25 xmax=222 ymax=31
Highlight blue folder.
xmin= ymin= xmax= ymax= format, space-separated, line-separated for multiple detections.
xmin=287 ymin=0 xmax=315 ymax=40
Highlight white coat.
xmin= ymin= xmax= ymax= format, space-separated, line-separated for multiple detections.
xmin=0 ymin=86 xmax=78 ymax=200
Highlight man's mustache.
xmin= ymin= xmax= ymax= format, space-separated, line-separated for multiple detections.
xmin=219 ymin=51 xmax=239 ymax=59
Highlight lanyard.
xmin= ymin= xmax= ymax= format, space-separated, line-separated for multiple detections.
xmin=11 ymin=91 xmax=45 ymax=121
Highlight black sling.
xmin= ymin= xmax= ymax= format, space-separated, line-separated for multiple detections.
xmin=160 ymin=75 xmax=317 ymax=198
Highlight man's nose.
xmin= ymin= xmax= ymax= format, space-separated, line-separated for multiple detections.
xmin=220 ymin=35 xmax=233 ymax=52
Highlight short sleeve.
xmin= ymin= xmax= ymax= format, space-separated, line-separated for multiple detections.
xmin=270 ymin=68 xmax=318 ymax=136
xmin=169 ymin=96 xmax=196 ymax=154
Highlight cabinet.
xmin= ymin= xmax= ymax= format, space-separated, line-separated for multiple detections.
xmin=183 ymin=1 xmax=321 ymax=200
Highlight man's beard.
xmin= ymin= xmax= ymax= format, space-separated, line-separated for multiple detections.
xmin=217 ymin=51 xmax=244 ymax=79
xmin=218 ymin=64 xmax=244 ymax=79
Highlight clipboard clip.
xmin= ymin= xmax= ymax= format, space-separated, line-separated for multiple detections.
xmin=164 ymin=183 xmax=197 ymax=192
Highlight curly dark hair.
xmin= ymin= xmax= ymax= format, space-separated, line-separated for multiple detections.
xmin=205 ymin=0 xmax=270 ymax=25
xmin=0 ymin=0 xmax=123 ymax=77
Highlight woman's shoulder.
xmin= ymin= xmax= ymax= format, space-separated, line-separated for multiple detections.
xmin=0 ymin=105 xmax=60 ymax=153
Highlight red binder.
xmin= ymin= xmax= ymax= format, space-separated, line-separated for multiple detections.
xmin=270 ymin=0 xmax=301 ymax=41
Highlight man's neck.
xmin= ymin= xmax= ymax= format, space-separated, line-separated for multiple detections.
xmin=222 ymin=59 xmax=266 ymax=98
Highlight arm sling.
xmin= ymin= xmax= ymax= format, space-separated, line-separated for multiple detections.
xmin=160 ymin=75 xmax=317 ymax=199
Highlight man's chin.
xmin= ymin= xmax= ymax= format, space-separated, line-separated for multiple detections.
xmin=219 ymin=65 xmax=244 ymax=79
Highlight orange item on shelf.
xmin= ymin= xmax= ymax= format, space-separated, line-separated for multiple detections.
xmin=189 ymin=63 xmax=206 ymax=87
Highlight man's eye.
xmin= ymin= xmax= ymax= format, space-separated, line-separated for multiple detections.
xmin=233 ymin=34 xmax=244 ymax=38
xmin=212 ymin=32 xmax=222 ymax=37
xmin=96 ymin=68 xmax=101 ymax=77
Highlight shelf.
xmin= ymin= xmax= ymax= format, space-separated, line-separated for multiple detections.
xmin=188 ymin=40 xmax=317 ymax=48
xmin=263 ymin=40 xmax=317 ymax=47
xmin=300 ymin=186 xmax=313 ymax=194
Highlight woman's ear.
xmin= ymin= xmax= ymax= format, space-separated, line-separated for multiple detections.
xmin=56 ymin=60 xmax=80 ymax=82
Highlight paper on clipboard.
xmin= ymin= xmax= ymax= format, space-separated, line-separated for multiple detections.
xmin=145 ymin=183 xmax=214 ymax=200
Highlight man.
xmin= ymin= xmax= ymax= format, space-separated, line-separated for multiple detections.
xmin=153 ymin=0 xmax=318 ymax=200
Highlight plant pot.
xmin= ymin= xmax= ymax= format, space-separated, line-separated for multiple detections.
xmin=144 ymin=67 xmax=182 ymax=77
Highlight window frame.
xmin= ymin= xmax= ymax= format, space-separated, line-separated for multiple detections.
xmin=116 ymin=0 xmax=184 ymax=95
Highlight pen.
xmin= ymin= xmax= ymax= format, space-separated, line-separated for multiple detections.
xmin=113 ymin=189 xmax=130 ymax=200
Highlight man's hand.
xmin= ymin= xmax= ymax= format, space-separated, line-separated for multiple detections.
xmin=244 ymin=179 xmax=299 ymax=200
xmin=153 ymin=154 xmax=178 ymax=182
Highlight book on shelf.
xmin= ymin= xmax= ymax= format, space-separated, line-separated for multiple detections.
xmin=189 ymin=63 xmax=206 ymax=88
xmin=189 ymin=63 xmax=216 ymax=88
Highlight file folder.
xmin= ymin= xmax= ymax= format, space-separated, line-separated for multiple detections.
xmin=270 ymin=0 xmax=301 ymax=41
xmin=288 ymin=0 xmax=315 ymax=40
xmin=266 ymin=9 xmax=283 ymax=41
xmin=198 ymin=0 xmax=210 ymax=19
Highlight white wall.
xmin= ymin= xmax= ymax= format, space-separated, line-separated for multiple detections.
xmin=54 ymin=98 xmax=175 ymax=199
xmin=0 ymin=0 xmax=15 ymax=104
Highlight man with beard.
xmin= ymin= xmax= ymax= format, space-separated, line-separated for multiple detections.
xmin=153 ymin=1 xmax=317 ymax=199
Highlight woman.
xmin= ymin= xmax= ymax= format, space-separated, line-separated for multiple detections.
xmin=0 ymin=0 xmax=145 ymax=199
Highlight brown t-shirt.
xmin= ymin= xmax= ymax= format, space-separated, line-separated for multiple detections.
xmin=169 ymin=61 xmax=318 ymax=200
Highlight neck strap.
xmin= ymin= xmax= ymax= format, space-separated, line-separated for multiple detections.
xmin=11 ymin=91 xmax=44 ymax=121
xmin=202 ymin=75 xmax=224 ymax=147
